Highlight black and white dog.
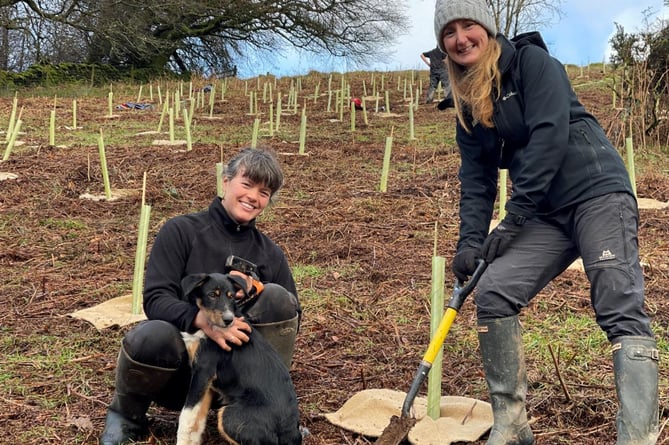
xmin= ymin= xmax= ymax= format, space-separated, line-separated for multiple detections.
xmin=176 ymin=272 xmax=302 ymax=445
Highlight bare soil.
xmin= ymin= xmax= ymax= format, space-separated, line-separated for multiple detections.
xmin=1 ymin=68 xmax=667 ymax=445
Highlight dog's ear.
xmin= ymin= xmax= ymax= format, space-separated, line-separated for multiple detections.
xmin=181 ymin=273 xmax=210 ymax=297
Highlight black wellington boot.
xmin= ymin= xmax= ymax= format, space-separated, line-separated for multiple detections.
xmin=100 ymin=345 xmax=177 ymax=445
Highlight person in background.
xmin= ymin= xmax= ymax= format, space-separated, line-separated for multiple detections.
xmin=433 ymin=0 xmax=659 ymax=444
xmin=421 ymin=46 xmax=454 ymax=106
xmin=100 ymin=147 xmax=301 ymax=445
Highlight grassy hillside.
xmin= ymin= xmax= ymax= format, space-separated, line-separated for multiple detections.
xmin=0 ymin=66 xmax=667 ymax=444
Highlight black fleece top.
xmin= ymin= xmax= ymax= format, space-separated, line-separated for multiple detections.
xmin=143 ymin=197 xmax=298 ymax=333
xmin=455 ymin=32 xmax=634 ymax=251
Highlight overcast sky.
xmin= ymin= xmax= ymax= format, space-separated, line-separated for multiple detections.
xmin=236 ymin=0 xmax=669 ymax=78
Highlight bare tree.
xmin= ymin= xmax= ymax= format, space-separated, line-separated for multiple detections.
xmin=487 ymin=0 xmax=564 ymax=37
xmin=0 ymin=0 xmax=409 ymax=75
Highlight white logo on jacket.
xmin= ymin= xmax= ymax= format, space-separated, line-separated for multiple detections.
xmin=502 ymin=91 xmax=518 ymax=101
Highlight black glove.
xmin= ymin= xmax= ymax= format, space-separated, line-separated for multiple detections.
xmin=452 ymin=247 xmax=481 ymax=282
xmin=437 ymin=97 xmax=454 ymax=110
xmin=481 ymin=213 xmax=526 ymax=263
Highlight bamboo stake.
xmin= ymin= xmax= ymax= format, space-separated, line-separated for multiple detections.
xmin=168 ymin=108 xmax=175 ymax=142
xmin=268 ymin=103 xmax=274 ymax=137
xmin=251 ymin=118 xmax=260 ymax=148
xmin=299 ymin=106 xmax=307 ymax=155
xmin=254 ymin=91 xmax=259 ymax=115
xmin=189 ymin=93 xmax=195 ymax=122
xmin=183 ymin=108 xmax=193 ymax=151
xmin=6 ymin=92 xmax=18 ymax=137
xmin=313 ymin=82 xmax=320 ymax=104
xmin=131 ymin=172 xmax=151 ymax=315
xmin=625 ymin=137 xmax=637 ymax=197
xmin=380 ymin=130 xmax=394 ymax=192
xmin=157 ymin=96 xmax=168 ymax=133
xmin=49 ymin=109 xmax=56 ymax=146
xmin=3 ymin=118 xmax=22 ymax=161
xmin=362 ymin=97 xmax=368 ymax=126
xmin=107 ymin=91 xmax=114 ymax=117
xmin=209 ymin=86 xmax=216 ymax=117
xmin=98 ymin=129 xmax=112 ymax=200
xmin=216 ymin=162 xmax=224 ymax=197
xmin=427 ymin=255 xmax=446 ymax=419
xmin=293 ymin=88 xmax=298 ymax=115
xmin=72 ymin=99 xmax=78 ymax=129
xmin=275 ymin=94 xmax=282 ymax=132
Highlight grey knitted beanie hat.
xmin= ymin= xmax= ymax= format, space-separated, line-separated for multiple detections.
xmin=434 ymin=0 xmax=497 ymax=52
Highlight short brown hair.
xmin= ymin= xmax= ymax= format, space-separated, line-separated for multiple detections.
xmin=224 ymin=148 xmax=284 ymax=198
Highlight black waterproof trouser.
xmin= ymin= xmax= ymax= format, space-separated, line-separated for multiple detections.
xmin=427 ymin=70 xmax=452 ymax=100
xmin=475 ymin=192 xmax=653 ymax=341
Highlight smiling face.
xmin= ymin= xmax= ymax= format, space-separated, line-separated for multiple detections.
xmin=441 ymin=19 xmax=490 ymax=68
xmin=221 ymin=169 xmax=272 ymax=224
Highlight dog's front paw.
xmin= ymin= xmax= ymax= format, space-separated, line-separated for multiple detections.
xmin=176 ymin=404 xmax=207 ymax=445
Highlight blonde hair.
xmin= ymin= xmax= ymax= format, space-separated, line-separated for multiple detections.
xmin=446 ymin=37 xmax=502 ymax=132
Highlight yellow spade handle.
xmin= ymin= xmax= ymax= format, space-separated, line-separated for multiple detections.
xmin=422 ymin=307 xmax=458 ymax=364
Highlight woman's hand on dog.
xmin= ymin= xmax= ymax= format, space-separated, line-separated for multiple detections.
xmin=229 ymin=270 xmax=253 ymax=298
xmin=194 ymin=311 xmax=252 ymax=351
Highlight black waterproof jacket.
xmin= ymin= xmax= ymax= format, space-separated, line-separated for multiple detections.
xmin=455 ymin=32 xmax=634 ymax=251
xmin=143 ymin=197 xmax=298 ymax=333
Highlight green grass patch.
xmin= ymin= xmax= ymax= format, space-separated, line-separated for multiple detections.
xmin=40 ymin=217 xmax=88 ymax=231
xmin=523 ymin=313 xmax=608 ymax=370
xmin=292 ymin=263 xmax=325 ymax=281
xmin=0 ymin=331 xmax=99 ymax=406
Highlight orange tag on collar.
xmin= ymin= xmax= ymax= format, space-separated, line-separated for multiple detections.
xmin=251 ymin=279 xmax=264 ymax=296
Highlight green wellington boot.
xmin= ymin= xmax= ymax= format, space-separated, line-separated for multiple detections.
xmin=613 ymin=336 xmax=659 ymax=445
xmin=478 ymin=316 xmax=534 ymax=445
